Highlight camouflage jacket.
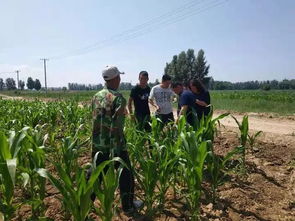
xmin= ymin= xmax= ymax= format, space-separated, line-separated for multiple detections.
xmin=92 ymin=87 xmax=126 ymax=154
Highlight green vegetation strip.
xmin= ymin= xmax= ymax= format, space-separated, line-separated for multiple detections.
xmin=1 ymin=89 xmax=295 ymax=115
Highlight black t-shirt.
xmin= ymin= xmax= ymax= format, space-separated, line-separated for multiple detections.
xmin=130 ymin=85 xmax=151 ymax=116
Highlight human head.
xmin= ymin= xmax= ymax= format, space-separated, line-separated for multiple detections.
xmin=102 ymin=65 xmax=124 ymax=90
xmin=171 ymin=82 xmax=183 ymax=95
xmin=138 ymin=71 xmax=149 ymax=87
xmin=161 ymin=74 xmax=172 ymax=88
xmin=190 ymin=78 xmax=206 ymax=94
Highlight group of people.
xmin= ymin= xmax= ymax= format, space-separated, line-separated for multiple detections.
xmin=128 ymin=69 xmax=211 ymax=129
xmin=90 ymin=65 xmax=211 ymax=214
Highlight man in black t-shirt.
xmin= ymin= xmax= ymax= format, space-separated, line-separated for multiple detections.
xmin=128 ymin=71 xmax=151 ymax=131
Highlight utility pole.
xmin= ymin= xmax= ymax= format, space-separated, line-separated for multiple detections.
xmin=15 ymin=70 xmax=20 ymax=89
xmin=40 ymin=58 xmax=49 ymax=92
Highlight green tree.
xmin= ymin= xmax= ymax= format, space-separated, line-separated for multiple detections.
xmin=5 ymin=78 xmax=16 ymax=90
xmin=164 ymin=55 xmax=178 ymax=79
xmin=164 ymin=49 xmax=210 ymax=84
xmin=19 ymin=80 xmax=25 ymax=90
xmin=186 ymin=49 xmax=196 ymax=79
xmin=0 ymin=78 xmax=4 ymax=90
xmin=34 ymin=79 xmax=42 ymax=91
xmin=195 ymin=49 xmax=210 ymax=80
xmin=27 ymin=77 xmax=35 ymax=90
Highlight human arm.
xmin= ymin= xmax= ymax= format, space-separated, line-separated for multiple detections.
xmin=171 ymin=90 xmax=178 ymax=103
xmin=176 ymin=105 xmax=188 ymax=123
xmin=195 ymin=99 xmax=209 ymax=107
xmin=149 ymin=86 xmax=160 ymax=112
xmin=149 ymin=98 xmax=160 ymax=112
xmin=127 ymin=97 xmax=134 ymax=115
xmin=196 ymin=91 xmax=211 ymax=107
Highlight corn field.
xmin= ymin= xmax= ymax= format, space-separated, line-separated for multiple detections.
xmin=0 ymin=98 xmax=258 ymax=221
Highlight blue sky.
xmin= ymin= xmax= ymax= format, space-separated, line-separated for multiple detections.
xmin=0 ymin=0 xmax=294 ymax=87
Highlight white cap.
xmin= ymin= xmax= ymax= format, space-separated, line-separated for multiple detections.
xmin=102 ymin=65 xmax=124 ymax=81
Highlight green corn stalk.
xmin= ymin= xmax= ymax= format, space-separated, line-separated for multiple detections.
xmin=127 ymin=116 xmax=182 ymax=217
xmin=93 ymin=156 xmax=124 ymax=221
xmin=156 ymin=142 xmax=179 ymax=209
xmin=179 ymin=131 xmax=208 ymax=220
xmin=197 ymin=108 xmax=229 ymax=143
xmin=206 ymin=144 xmax=243 ymax=203
xmin=0 ymin=129 xmax=27 ymax=221
xmin=171 ymin=117 xmax=189 ymax=200
xmin=232 ymin=115 xmax=249 ymax=171
xmin=248 ymin=130 xmax=262 ymax=148
xmin=128 ymin=140 xmax=158 ymax=217
xmin=57 ymin=124 xmax=90 ymax=177
xmin=40 ymin=157 xmax=122 ymax=221
xmin=17 ymin=125 xmax=48 ymax=219
xmin=156 ymin=122 xmax=181 ymax=207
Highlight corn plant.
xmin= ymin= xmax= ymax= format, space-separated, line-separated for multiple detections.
xmin=232 ymin=115 xmax=249 ymax=172
xmin=206 ymin=146 xmax=243 ymax=203
xmin=179 ymin=132 xmax=208 ymax=220
xmin=128 ymin=139 xmax=158 ymax=217
xmin=93 ymin=154 xmax=124 ymax=221
xmin=248 ymin=130 xmax=262 ymax=148
xmin=55 ymin=124 xmax=89 ymax=178
xmin=0 ymin=129 xmax=27 ymax=220
xmin=17 ymin=125 xmax=48 ymax=219
xmin=40 ymin=156 xmax=120 ymax=221
xmin=128 ymin=116 xmax=187 ymax=217
xmin=196 ymin=109 xmax=229 ymax=142
xmin=156 ymin=119 xmax=185 ymax=203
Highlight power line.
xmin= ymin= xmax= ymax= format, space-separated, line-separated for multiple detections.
xmin=86 ymin=0 xmax=228 ymax=53
xmin=49 ymin=0 xmax=228 ymax=60
xmin=49 ymin=0 xmax=204 ymax=59
xmin=0 ymin=72 xmax=15 ymax=75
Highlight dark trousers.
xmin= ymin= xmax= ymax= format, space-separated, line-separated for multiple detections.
xmin=88 ymin=150 xmax=134 ymax=211
xmin=156 ymin=112 xmax=174 ymax=125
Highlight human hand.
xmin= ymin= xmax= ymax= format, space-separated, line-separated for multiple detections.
xmin=196 ymin=99 xmax=207 ymax=107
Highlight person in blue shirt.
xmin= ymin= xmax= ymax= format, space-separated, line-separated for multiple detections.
xmin=189 ymin=78 xmax=211 ymax=120
xmin=175 ymin=79 xmax=211 ymax=127
xmin=177 ymin=85 xmax=198 ymax=126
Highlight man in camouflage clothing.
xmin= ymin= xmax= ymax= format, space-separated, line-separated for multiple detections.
xmin=91 ymin=65 xmax=138 ymax=213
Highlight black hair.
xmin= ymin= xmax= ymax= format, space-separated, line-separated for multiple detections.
xmin=171 ymin=82 xmax=183 ymax=88
xmin=139 ymin=71 xmax=148 ymax=78
xmin=190 ymin=78 xmax=206 ymax=93
xmin=162 ymin=74 xmax=172 ymax=82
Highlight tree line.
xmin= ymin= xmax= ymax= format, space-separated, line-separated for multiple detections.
xmin=209 ymin=79 xmax=295 ymax=90
xmin=1 ymin=48 xmax=293 ymax=91
xmin=0 ymin=77 xmax=41 ymax=90
xmin=67 ymin=81 xmax=161 ymax=91
xmin=164 ymin=48 xmax=294 ymax=90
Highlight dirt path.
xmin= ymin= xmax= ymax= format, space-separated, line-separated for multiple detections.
xmin=213 ymin=111 xmax=295 ymax=136
xmin=0 ymin=93 xmax=24 ymax=100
